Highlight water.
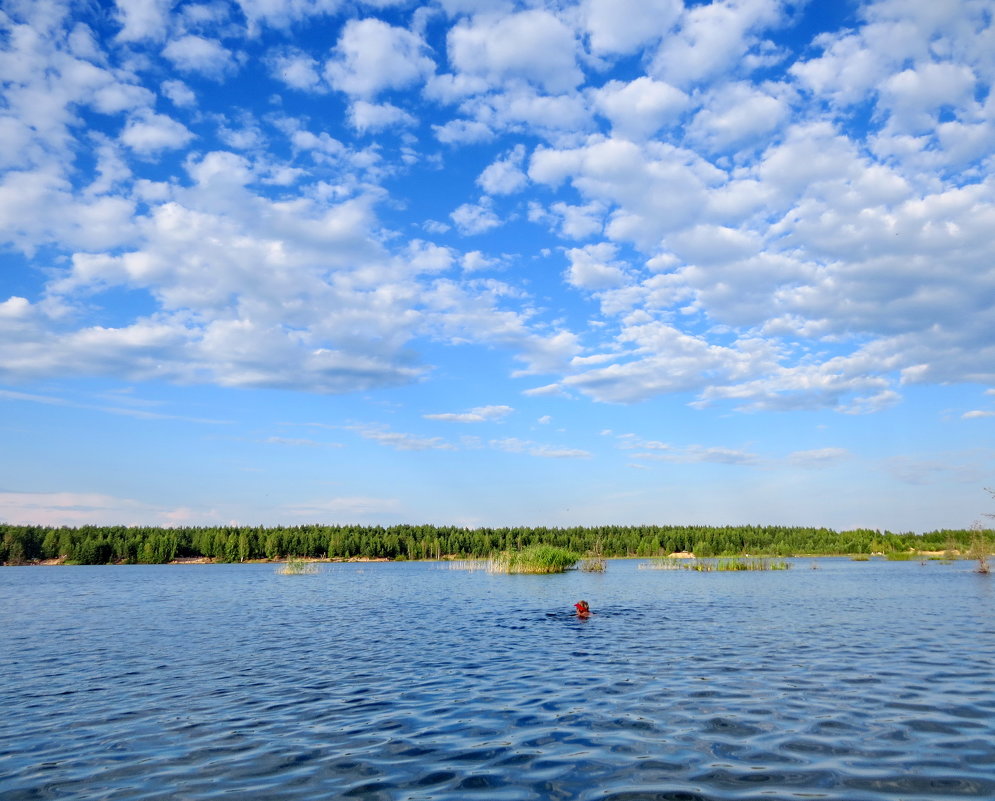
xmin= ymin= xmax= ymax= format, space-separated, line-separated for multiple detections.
xmin=2 ymin=558 xmax=994 ymax=801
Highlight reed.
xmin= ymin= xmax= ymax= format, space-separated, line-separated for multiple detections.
xmin=579 ymin=541 xmax=607 ymax=572
xmin=446 ymin=559 xmax=489 ymax=571
xmin=851 ymin=554 xmax=870 ymax=561
xmin=277 ymin=558 xmax=319 ymax=575
xmin=967 ymin=528 xmax=990 ymax=574
xmin=640 ymin=557 xmax=790 ymax=572
xmin=714 ymin=558 xmax=790 ymax=571
xmin=579 ymin=556 xmax=607 ymax=572
xmin=488 ymin=545 xmax=580 ymax=574
xmin=639 ymin=558 xmax=686 ymax=570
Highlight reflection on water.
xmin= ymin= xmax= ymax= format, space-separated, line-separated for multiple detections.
xmin=2 ymin=559 xmax=994 ymax=800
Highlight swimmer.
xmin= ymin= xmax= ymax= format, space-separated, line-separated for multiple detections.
xmin=574 ymin=600 xmax=591 ymax=618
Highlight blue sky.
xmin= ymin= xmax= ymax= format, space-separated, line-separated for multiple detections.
xmin=1 ymin=0 xmax=993 ymax=532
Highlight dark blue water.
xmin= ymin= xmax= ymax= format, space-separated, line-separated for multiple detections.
xmin=2 ymin=559 xmax=994 ymax=800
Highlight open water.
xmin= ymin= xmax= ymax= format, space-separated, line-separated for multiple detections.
xmin=2 ymin=558 xmax=994 ymax=801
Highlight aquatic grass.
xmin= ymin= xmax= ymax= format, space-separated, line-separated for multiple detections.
xmin=638 ymin=558 xmax=685 ymax=570
xmin=886 ymin=551 xmax=918 ymax=561
xmin=579 ymin=541 xmax=607 ymax=572
xmin=277 ymin=558 xmax=320 ymax=575
xmin=640 ymin=557 xmax=790 ymax=572
xmin=851 ymin=554 xmax=870 ymax=561
xmin=488 ymin=545 xmax=580 ymax=574
xmin=579 ymin=556 xmax=607 ymax=572
xmin=711 ymin=558 xmax=791 ymax=571
xmin=445 ymin=559 xmax=490 ymax=571
xmin=968 ymin=527 xmax=991 ymax=574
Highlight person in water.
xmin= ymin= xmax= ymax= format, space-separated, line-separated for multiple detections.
xmin=574 ymin=600 xmax=591 ymax=617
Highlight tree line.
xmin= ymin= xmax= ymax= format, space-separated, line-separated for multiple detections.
xmin=1 ymin=522 xmax=991 ymax=565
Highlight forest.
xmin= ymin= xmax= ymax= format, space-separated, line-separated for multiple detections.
xmin=1 ymin=522 xmax=991 ymax=565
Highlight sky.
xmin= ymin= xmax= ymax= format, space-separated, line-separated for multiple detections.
xmin=0 ymin=0 xmax=993 ymax=532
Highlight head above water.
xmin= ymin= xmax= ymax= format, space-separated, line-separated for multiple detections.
xmin=574 ymin=600 xmax=590 ymax=614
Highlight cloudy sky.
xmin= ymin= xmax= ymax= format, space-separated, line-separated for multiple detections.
xmin=1 ymin=0 xmax=993 ymax=531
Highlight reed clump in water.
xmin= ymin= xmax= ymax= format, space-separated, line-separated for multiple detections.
xmin=968 ymin=525 xmax=990 ymax=574
xmin=277 ymin=558 xmax=320 ymax=575
xmin=641 ymin=557 xmax=790 ymax=572
xmin=638 ymin=558 xmax=685 ymax=570
xmin=579 ymin=541 xmax=607 ymax=572
xmin=489 ymin=545 xmax=580 ymax=574
xmin=579 ymin=555 xmax=607 ymax=572
xmin=446 ymin=559 xmax=489 ymax=571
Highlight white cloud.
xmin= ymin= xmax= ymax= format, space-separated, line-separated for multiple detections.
xmin=461 ymin=250 xmax=498 ymax=272
xmin=160 ymin=79 xmax=196 ymax=107
xmin=349 ymin=423 xmax=455 ymax=451
xmin=477 ymin=144 xmax=528 ymax=194
xmin=114 ymin=0 xmax=172 ymax=42
xmin=433 ymin=119 xmax=494 ymax=144
xmin=234 ymin=0 xmax=346 ymax=32
xmin=0 ymin=167 xmax=138 ymax=252
xmin=424 ymin=404 xmax=513 ymax=422
xmin=447 ymin=10 xmax=583 ymax=93
xmin=582 ymin=0 xmax=683 ymax=56
xmin=686 ymin=81 xmax=790 ymax=152
xmin=162 ymin=35 xmax=237 ymax=79
xmin=269 ymin=50 xmax=323 ymax=91
xmin=878 ymin=62 xmax=977 ymax=134
xmin=529 ymin=137 xmax=724 ymax=250
xmin=348 ymin=100 xmax=416 ymax=132
xmin=650 ymin=0 xmax=784 ymax=87
xmin=593 ymin=77 xmax=689 ymax=140
xmin=565 ymin=242 xmax=629 ymax=290
xmin=451 ymin=197 xmax=502 ymax=234
xmin=523 ymin=383 xmax=571 ymax=398
xmin=325 ymin=18 xmax=434 ymax=98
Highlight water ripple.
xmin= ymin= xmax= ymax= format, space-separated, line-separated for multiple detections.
xmin=2 ymin=560 xmax=995 ymax=800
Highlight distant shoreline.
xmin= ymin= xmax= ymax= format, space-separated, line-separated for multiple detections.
xmin=2 ymin=522 xmax=987 ymax=566
xmin=11 ymin=549 xmax=965 ymax=566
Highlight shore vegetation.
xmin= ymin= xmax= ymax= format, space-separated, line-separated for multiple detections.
xmin=641 ymin=557 xmax=790 ymax=572
xmin=2 ymin=523 xmax=993 ymax=566
xmin=488 ymin=545 xmax=580 ymax=574
xmin=277 ymin=558 xmax=319 ymax=575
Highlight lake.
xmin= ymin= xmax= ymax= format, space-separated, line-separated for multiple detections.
xmin=2 ymin=558 xmax=994 ymax=800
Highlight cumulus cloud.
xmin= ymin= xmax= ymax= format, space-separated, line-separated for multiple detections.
xmin=447 ymin=10 xmax=583 ymax=93
xmin=325 ymin=18 xmax=434 ymax=98
xmin=593 ymin=77 xmax=690 ymax=140
xmin=451 ymin=197 xmax=502 ymax=234
xmin=162 ymin=35 xmax=237 ymax=79
xmin=477 ymin=144 xmax=528 ymax=194
xmin=348 ymin=100 xmax=416 ymax=132
xmin=650 ymin=0 xmax=784 ymax=87
xmin=582 ymin=0 xmax=683 ymax=56
xmin=114 ymin=0 xmax=172 ymax=42
xmin=565 ymin=242 xmax=629 ymax=290
xmin=120 ymin=111 xmax=195 ymax=154
xmin=269 ymin=50 xmax=323 ymax=91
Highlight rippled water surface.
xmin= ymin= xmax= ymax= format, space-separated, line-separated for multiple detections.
xmin=3 ymin=559 xmax=995 ymax=800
